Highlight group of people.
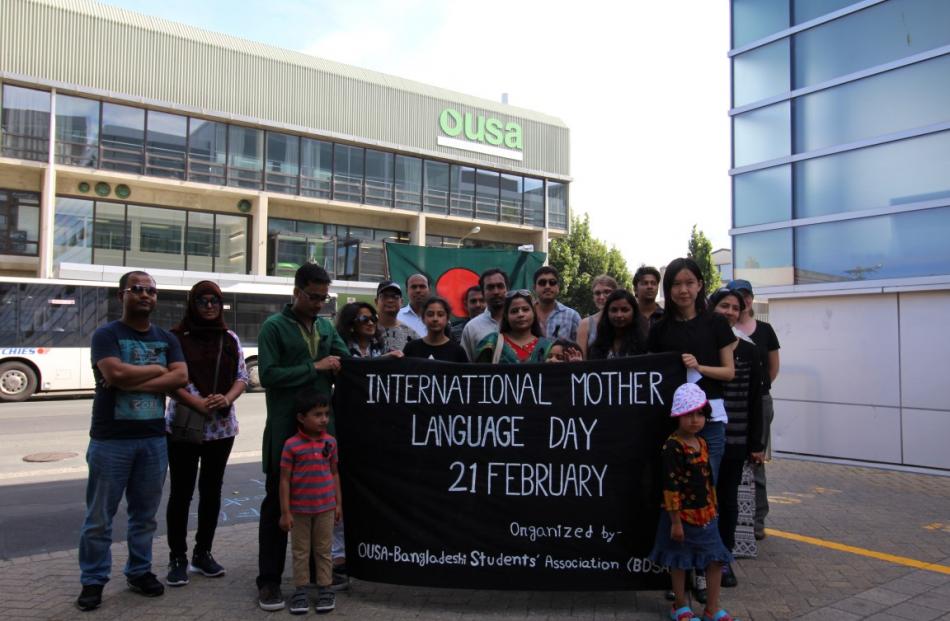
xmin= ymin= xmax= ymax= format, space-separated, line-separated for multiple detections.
xmin=74 ymin=258 xmax=781 ymax=621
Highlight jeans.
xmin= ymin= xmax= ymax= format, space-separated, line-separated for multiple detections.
xmin=79 ymin=436 xmax=167 ymax=586
xmin=166 ymin=435 xmax=234 ymax=558
xmin=699 ymin=421 xmax=725 ymax=486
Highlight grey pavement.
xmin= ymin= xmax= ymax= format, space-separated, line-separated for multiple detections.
xmin=1 ymin=458 xmax=949 ymax=620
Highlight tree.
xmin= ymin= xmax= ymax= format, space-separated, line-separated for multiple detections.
xmin=687 ymin=224 xmax=721 ymax=291
xmin=548 ymin=214 xmax=633 ymax=316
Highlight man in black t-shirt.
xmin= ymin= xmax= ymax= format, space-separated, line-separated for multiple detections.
xmin=76 ymin=271 xmax=188 ymax=611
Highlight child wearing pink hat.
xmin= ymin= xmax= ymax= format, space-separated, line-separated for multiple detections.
xmin=649 ymin=383 xmax=737 ymax=621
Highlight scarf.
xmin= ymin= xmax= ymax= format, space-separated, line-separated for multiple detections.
xmin=171 ymin=280 xmax=240 ymax=398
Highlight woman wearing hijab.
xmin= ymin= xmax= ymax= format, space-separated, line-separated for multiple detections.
xmin=164 ymin=281 xmax=249 ymax=587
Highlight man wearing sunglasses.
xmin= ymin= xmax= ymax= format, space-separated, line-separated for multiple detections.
xmin=77 ymin=271 xmax=189 ymax=611
xmin=532 ymin=266 xmax=580 ymax=342
xmin=255 ymin=263 xmax=349 ymax=612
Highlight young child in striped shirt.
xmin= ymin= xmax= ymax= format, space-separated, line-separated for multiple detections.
xmin=279 ymin=389 xmax=342 ymax=614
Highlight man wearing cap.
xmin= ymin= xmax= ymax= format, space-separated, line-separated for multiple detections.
xmin=376 ymin=280 xmax=420 ymax=353
xmin=396 ymin=273 xmax=429 ymax=337
xmin=728 ymin=279 xmax=781 ymax=541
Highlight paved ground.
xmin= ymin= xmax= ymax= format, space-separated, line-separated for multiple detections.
xmin=2 ymin=457 xmax=949 ymax=620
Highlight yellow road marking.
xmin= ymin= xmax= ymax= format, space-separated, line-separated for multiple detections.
xmin=767 ymin=528 xmax=950 ymax=575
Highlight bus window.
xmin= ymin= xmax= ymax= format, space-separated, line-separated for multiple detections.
xmin=0 ymin=284 xmax=17 ymax=346
xmin=18 ymin=284 xmax=82 ymax=347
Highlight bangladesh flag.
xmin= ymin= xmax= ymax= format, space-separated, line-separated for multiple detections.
xmin=385 ymin=244 xmax=546 ymax=318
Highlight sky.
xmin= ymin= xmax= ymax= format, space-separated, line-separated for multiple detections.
xmin=101 ymin=0 xmax=732 ymax=269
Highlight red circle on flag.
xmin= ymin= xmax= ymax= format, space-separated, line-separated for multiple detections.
xmin=435 ymin=268 xmax=480 ymax=317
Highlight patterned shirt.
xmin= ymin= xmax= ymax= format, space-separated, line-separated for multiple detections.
xmin=660 ymin=433 xmax=718 ymax=526
xmin=380 ymin=322 xmax=419 ymax=353
xmin=280 ymin=430 xmax=338 ymax=515
xmin=538 ymin=301 xmax=581 ymax=342
xmin=164 ymin=329 xmax=248 ymax=441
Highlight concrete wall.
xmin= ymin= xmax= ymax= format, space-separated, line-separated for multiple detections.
xmin=769 ymin=291 xmax=950 ymax=470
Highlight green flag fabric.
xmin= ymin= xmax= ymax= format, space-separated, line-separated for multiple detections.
xmin=385 ymin=244 xmax=546 ymax=318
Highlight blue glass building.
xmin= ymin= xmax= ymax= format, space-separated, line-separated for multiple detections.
xmin=730 ymin=0 xmax=950 ymax=469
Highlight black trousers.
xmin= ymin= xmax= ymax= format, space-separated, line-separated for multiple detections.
xmin=257 ymin=467 xmax=316 ymax=587
xmin=166 ymin=435 xmax=235 ymax=558
xmin=716 ymin=452 xmax=746 ymax=551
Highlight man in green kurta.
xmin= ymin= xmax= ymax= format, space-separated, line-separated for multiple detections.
xmin=255 ymin=263 xmax=348 ymax=611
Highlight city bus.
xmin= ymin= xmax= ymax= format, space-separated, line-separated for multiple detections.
xmin=0 ymin=276 xmax=337 ymax=402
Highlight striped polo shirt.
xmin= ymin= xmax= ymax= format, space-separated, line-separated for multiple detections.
xmin=280 ymin=430 xmax=338 ymax=514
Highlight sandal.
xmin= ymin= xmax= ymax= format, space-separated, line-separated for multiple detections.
xmin=702 ymin=609 xmax=736 ymax=621
xmin=670 ymin=606 xmax=696 ymax=620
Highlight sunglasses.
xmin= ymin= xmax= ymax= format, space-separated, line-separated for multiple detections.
xmin=124 ymin=285 xmax=158 ymax=296
xmin=506 ymin=289 xmax=533 ymax=299
xmin=536 ymin=278 xmax=558 ymax=287
xmin=196 ymin=296 xmax=222 ymax=308
xmin=354 ymin=315 xmax=378 ymax=324
xmin=300 ymin=291 xmax=329 ymax=302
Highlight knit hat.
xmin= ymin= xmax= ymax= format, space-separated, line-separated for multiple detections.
xmin=670 ymin=383 xmax=709 ymax=417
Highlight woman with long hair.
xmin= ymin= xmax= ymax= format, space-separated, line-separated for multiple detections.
xmin=165 ymin=280 xmax=248 ymax=586
xmin=403 ymin=297 xmax=469 ymax=362
xmin=588 ymin=289 xmax=645 ymax=359
xmin=576 ymin=274 xmax=617 ymax=358
xmin=335 ymin=301 xmax=403 ymax=359
xmin=474 ymin=290 xmax=553 ymax=363
xmin=648 ymin=258 xmax=736 ymax=603
xmin=708 ymin=287 xmax=765 ymax=588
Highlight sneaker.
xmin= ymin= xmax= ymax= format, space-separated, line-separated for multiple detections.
xmin=289 ymin=588 xmax=310 ymax=615
xmin=258 ymin=583 xmax=285 ymax=612
xmin=315 ymin=588 xmax=336 ymax=613
xmin=721 ymin=563 xmax=738 ymax=588
xmin=189 ymin=550 xmax=226 ymax=577
xmin=166 ymin=555 xmax=189 ymax=586
xmin=76 ymin=584 xmax=103 ymax=611
xmin=691 ymin=571 xmax=708 ymax=604
xmin=127 ymin=572 xmax=165 ymax=597
xmin=754 ymin=526 xmax=766 ymax=540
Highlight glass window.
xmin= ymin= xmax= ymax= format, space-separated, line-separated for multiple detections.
xmin=55 ymin=94 xmax=99 ymax=167
xmin=54 ymin=197 xmax=94 ymax=266
xmin=733 ymin=228 xmax=793 ymax=286
xmin=733 ymin=165 xmax=791 ymax=227
xmin=732 ymin=0 xmax=789 ymax=48
xmin=795 ymin=207 xmax=950 ymax=283
xmin=523 ymin=177 xmax=545 ymax=227
xmin=265 ymin=132 xmax=299 ymax=195
xmin=794 ymin=0 xmax=950 ymax=89
xmin=423 ymin=160 xmax=449 ymax=214
xmin=333 ymin=144 xmax=364 ymax=203
xmin=1 ymin=85 xmax=50 ymax=161
xmin=450 ymin=165 xmax=475 ymax=218
xmin=475 ymin=169 xmax=500 ymax=221
xmin=186 ymin=210 xmax=215 ymax=272
xmin=364 ymin=149 xmax=394 ymax=207
xmin=127 ymin=204 xmax=185 ymax=270
xmin=188 ymin=118 xmax=227 ymax=185
xmin=795 ymin=130 xmax=950 ymax=218
xmin=300 ymin=138 xmax=332 ymax=199
xmin=500 ymin=174 xmax=523 ymax=224
xmin=733 ymin=39 xmax=790 ymax=107
xmin=733 ymin=101 xmax=790 ymax=167
xmin=795 ymin=54 xmax=950 ymax=153
xmin=227 ymin=125 xmax=263 ymax=189
xmin=547 ymin=181 xmax=569 ymax=230
xmin=268 ymin=217 xmax=296 ymax=235
xmin=146 ymin=110 xmax=187 ymax=179
xmin=100 ymin=102 xmax=145 ymax=174
xmin=395 ymin=155 xmax=422 ymax=210
xmin=92 ymin=201 xmax=127 ymax=266
xmin=18 ymin=284 xmax=84 ymax=348
xmin=0 ymin=190 xmax=40 ymax=256
xmin=793 ymin=0 xmax=858 ymax=25
xmin=215 ymin=213 xmax=248 ymax=274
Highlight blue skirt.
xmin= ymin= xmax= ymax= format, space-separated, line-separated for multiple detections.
xmin=649 ymin=512 xmax=734 ymax=570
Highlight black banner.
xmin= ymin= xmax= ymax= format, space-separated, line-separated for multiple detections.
xmin=333 ymin=353 xmax=684 ymax=590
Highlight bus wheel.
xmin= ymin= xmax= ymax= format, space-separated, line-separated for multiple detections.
xmin=246 ymin=360 xmax=264 ymax=392
xmin=0 ymin=361 xmax=38 ymax=402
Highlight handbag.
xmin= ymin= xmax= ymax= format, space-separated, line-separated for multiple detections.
xmin=170 ymin=333 xmax=225 ymax=444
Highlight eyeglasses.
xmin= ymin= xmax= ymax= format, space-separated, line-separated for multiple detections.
xmin=196 ymin=296 xmax=222 ymax=308
xmin=300 ymin=291 xmax=329 ymax=302
xmin=354 ymin=315 xmax=378 ymax=325
xmin=123 ymin=285 xmax=158 ymax=296
xmin=506 ymin=289 xmax=533 ymax=299
xmin=536 ymin=278 xmax=558 ymax=287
